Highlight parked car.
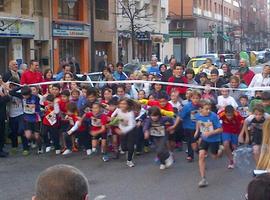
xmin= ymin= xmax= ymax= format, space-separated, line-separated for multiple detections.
xmin=187 ymin=57 xmax=208 ymax=74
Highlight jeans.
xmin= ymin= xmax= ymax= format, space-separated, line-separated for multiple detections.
xmin=0 ymin=120 xmax=5 ymax=151
xmin=153 ymin=136 xmax=170 ymax=164
xmin=121 ymin=128 xmax=136 ymax=161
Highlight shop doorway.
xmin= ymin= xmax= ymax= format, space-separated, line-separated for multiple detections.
xmin=0 ymin=46 xmax=8 ymax=75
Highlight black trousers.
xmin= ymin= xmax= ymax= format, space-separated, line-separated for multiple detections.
xmin=0 ymin=120 xmax=5 ymax=151
xmin=42 ymin=125 xmax=60 ymax=150
xmin=121 ymin=128 xmax=136 ymax=161
xmin=77 ymin=130 xmax=91 ymax=150
xmin=9 ymin=115 xmax=25 ymax=148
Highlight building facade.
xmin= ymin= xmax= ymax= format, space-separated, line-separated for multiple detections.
xmin=52 ymin=0 xmax=90 ymax=73
xmin=0 ymin=0 xmax=50 ymax=75
xmin=168 ymin=0 xmax=241 ymax=61
xmin=117 ymin=0 xmax=169 ymax=63
xmin=94 ymin=0 xmax=117 ymax=71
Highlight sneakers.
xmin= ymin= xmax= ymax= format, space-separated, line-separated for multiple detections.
xmin=45 ymin=146 xmax=51 ymax=153
xmin=228 ymin=160 xmax=235 ymax=169
xmin=37 ymin=149 xmax=44 ymax=154
xmin=198 ymin=178 xmax=209 ymax=188
xmin=165 ymin=155 xmax=173 ymax=168
xmin=62 ymin=149 xmax=72 ymax=155
xmin=10 ymin=148 xmax=18 ymax=155
xmin=22 ymin=150 xmax=30 ymax=156
xmin=86 ymin=149 xmax=92 ymax=156
xmin=55 ymin=150 xmax=61 ymax=155
xmin=144 ymin=146 xmax=150 ymax=153
xmin=126 ymin=160 xmax=135 ymax=167
xmin=160 ymin=164 xmax=166 ymax=170
xmin=72 ymin=146 xmax=79 ymax=152
xmin=102 ymin=154 xmax=109 ymax=162
xmin=218 ymin=145 xmax=224 ymax=157
xmin=186 ymin=156 xmax=193 ymax=162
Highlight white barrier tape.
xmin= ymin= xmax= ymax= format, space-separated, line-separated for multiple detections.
xmin=7 ymin=80 xmax=270 ymax=92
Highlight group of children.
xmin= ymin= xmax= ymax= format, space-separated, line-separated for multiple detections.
xmin=1 ymin=71 xmax=270 ymax=188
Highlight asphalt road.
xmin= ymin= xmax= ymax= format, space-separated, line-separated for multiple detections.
xmin=0 ymin=149 xmax=254 ymax=200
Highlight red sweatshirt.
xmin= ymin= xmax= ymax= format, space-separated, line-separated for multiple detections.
xmin=166 ymin=76 xmax=188 ymax=95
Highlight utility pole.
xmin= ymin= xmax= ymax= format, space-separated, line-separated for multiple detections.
xmin=180 ymin=0 xmax=184 ymax=64
xmin=240 ymin=0 xmax=243 ymax=51
xmin=90 ymin=0 xmax=95 ymax=71
xmin=221 ymin=0 xmax=224 ymax=53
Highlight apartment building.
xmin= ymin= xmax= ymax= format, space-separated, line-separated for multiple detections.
xmin=168 ymin=0 xmax=241 ymax=60
xmin=117 ymin=0 xmax=169 ymax=63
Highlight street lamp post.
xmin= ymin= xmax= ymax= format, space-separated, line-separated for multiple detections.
xmin=90 ymin=0 xmax=95 ymax=71
xmin=180 ymin=0 xmax=184 ymax=64
xmin=221 ymin=0 xmax=224 ymax=53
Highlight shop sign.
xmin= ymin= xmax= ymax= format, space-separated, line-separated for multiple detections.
xmin=136 ymin=32 xmax=151 ymax=41
xmin=203 ymin=32 xmax=212 ymax=38
xmin=53 ymin=22 xmax=90 ymax=38
xmin=169 ymin=31 xmax=194 ymax=38
xmin=0 ymin=18 xmax=35 ymax=38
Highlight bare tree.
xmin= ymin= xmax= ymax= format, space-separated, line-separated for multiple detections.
xmin=116 ymin=0 xmax=153 ymax=60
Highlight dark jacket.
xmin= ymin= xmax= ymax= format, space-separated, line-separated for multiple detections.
xmin=0 ymin=92 xmax=10 ymax=121
xmin=162 ymin=68 xmax=173 ymax=82
xmin=3 ymin=70 xmax=21 ymax=83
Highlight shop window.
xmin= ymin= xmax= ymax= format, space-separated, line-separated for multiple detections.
xmin=0 ymin=0 xmax=4 ymax=12
xmin=59 ymin=39 xmax=81 ymax=65
xmin=95 ymin=0 xmax=109 ymax=20
xmin=33 ymin=0 xmax=43 ymax=16
xmin=21 ymin=0 xmax=29 ymax=15
xmin=58 ymin=0 xmax=79 ymax=20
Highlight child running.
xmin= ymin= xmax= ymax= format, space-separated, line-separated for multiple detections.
xmin=111 ymin=98 xmax=136 ymax=167
xmin=143 ymin=106 xmax=174 ymax=170
xmin=194 ymin=99 xmax=223 ymax=187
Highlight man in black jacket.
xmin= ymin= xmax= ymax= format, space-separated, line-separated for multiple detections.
xmin=3 ymin=60 xmax=21 ymax=83
xmin=162 ymin=58 xmax=176 ymax=82
xmin=0 ymin=76 xmax=10 ymax=157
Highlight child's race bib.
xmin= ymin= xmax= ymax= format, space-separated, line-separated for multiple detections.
xmin=190 ymin=110 xmax=198 ymax=121
xmin=46 ymin=111 xmax=57 ymax=125
xmin=150 ymin=125 xmax=165 ymax=137
xmin=24 ymin=104 xmax=36 ymax=114
xmin=199 ymin=121 xmax=214 ymax=134
xmin=91 ymin=117 xmax=102 ymax=127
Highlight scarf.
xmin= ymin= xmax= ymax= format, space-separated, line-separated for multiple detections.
xmin=10 ymin=70 xmax=20 ymax=81
xmin=238 ymin=67 xmax=249 ymax=75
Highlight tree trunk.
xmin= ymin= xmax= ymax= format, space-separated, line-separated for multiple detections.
xmin=131 ymin=21 xmax=135 ymax=60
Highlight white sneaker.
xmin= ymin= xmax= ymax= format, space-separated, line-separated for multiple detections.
xmin=31 ymin=143 xmax=37 ymax=149
xmin=55 ymin=150 xmax=61 ymax=155
xmin=126 ymin=161 xmax=135 ymax=167
xmin=62 ymin=149 xmax=72 ymax=155
xmin=37 ymin=149 xmax=44 ymax=154
xmin=86 ymin=149 xmax=92 ymax=156
xmin=160 ymin=164 xmax=166 ymax=170
xmin=165 ymin=155 xmax=173 ymax=168
xmin=45 ymin=146 xmax=51 ymax=153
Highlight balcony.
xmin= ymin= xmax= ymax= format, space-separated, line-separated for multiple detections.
xmin=193 ymin=7 xmax=202 ymax=16
xmin=214 ymin=14 xmax=222 ymax=21
xmin=203 ymin=10 xmax=212 ymax=18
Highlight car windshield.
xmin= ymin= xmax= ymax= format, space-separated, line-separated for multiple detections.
xmin=187 ymin=60 xmax=206 ymax=68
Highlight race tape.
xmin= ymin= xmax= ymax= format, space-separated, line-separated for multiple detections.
xmin=7 ymin=80 xmax=270 ymax=92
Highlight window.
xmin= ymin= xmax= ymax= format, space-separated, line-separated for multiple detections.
xmin=161 ymin=8 xmax=166 ymax=21
xmin=21 ymin=0 xmax=29 ymax=15
xmin=33 ymin=0 xmax=42 ymax=15
xmin=0 ymin=0 xmax=4 ymax=12
xmin=152 ymin=5 xmax=157 ymax=21
xmin=95 ymin=0 xmax=109 ymax=20
xmin=229 ymin=9 xmax=231 ymax=17
xmin=214 ymin=2 xmax=217 ymax=13
xmin=209 ymin=0 xmax=212 ymax=11
xmin=58 ymin=0 xmax=79 ymax=20
xmin=199 ymin=0 xmax=201 ymax=8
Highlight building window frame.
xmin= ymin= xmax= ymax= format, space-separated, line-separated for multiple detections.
xmin=95 ymin=0 xmax=109 ymax=20
xmin=58 ymin=0 xmax=79 ymax=20
xmin=21 ymin=0 xmax=30 ymax=15
xmin=33 ymin=0 xmax=43 ymax=16
xmin=0 ymin=0 xmax=4 ymax=12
